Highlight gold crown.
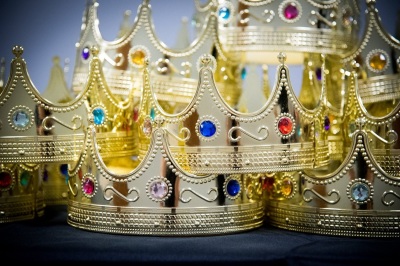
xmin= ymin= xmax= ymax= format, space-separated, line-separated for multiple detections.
xmin=216 ymin=0 xmax=360 ymax=64
xmin=0 ymin=46 xmax=88 ymax=221
xmin=342 ymin=0 xmax=400 ymax=106
xmin=138 ymin=52 xmax=330 ymax=174
xmin=72 ymin=0 xmax=236 ymax=113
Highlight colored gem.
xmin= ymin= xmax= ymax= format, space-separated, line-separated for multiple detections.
xmin=241 ymin=67 xmax=247 ymax=80
xmin=218 ymin=6 xmax=230 ymax=20
xmin=281 ymin=178 xmax=293 ymax=196
xmin=42 ymin=168 xmax=48 ymax=182
xmin=143 ymin=118 xmax=152 ymax=136
xmin=262 ymin=177 xmax=275 ymax=192
xmin=150 ymin=180 xmax=168 ymax=199
xmin=20 ymin=171 xmax=30 ymax=187
xmin=369 ymin=52 xmax=387 ymax=71
xmin=348 ymin=121 xmax=356 ymax=136
xmin=82 ymin=47 xmax=90 ymax=60
xmin=12 ymin=110 xmax=30 ymax=128
xmin=130 ymin=49 xmax=145 ymax=66
xmin=351 ymin=183 xmax=369 ymax=202
xmin=226 ymin=179 xmax=240 ymax=197
xmin=150 ymin=107 xmax=156 ymax=121
xmin=316 ymin=67 xmax=322 ymax=81
xmin=278 ymin=116 xmax=293 ymax=135
xmin=82 ymin=177 xmax=95 ymax=195
xmin=284 ymin=3 xmax=299 ymax=20
xmin=0 ymin=171 xmax=12 ymax=189
xmin=92 ymin=107 xmax=105 ymax=125
xmin=324 ymin=116 xmax=330 ymax=131
xmin=60 ymin=164 xmax=68 ymax=177
xmin=343 ymin=13 xmax=354 ymax=27
xmin=199 ymin=120 xmax=216 ymax=137
xmin=133 ymin=107 xmax=139 ymax=122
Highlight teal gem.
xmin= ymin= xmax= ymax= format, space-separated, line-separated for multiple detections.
xmin=150 ymin=108 xmax=156 ymax=121
xmin=241 ymin=67 xmax=247 ymax=80
xmin=218 ymin=6 xmax=230 ymax=20
xmin=20 ymin=171 xmax=30 ymax=187
xmin=92 ymin=107 xmax=105 ymax=125
xmin=351 ymin=183 xmax=369 ymax=202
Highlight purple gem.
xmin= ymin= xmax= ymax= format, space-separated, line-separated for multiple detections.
xmin=150 ymin=180 xmax=168 ymax=199
xmin=324 ymin=116 xmax=330 ymax=131
xmin=82 ymin=47 xmax=90 ymax=60
xmin=42 ymin=168 xmax=48 ymax=182
xmin=316 ymin=67 xmax=322 ymax=81
xmin=284 ymin=3 xmax=299 ymax=20
xmin=82 ymin=177 xmax=95 ymax=195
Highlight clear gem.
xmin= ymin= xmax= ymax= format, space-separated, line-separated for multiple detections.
xmin=82 ymin=47 xmax=90 ymax=60
xmin=278 ymin=116 xmax=293 ymax=135
xmin=284 ymin=3 xmax=299 ymax=20
xmin=351 ymin=183 xmax=369 ymax=202
xmin=12 ymin=110 xmax=30 ymax=128
xmin=218 ymin=6 xmax=230 ymax=20
xmin=150 ymin=180 xmax=168 ymax=199
xmin=227 ymin=179 xmax=240 ymax=197
xmin=0 ymin=172 xmax=12 ymax=189
xmin=369 ymin=52 xmax=387 ymax=71
xmin=82 ymin=177 xmax=95 ymax=195
xmin=199 ymin=120 xmax=216 ymax=137
xmin=20 ymin=171 xmax=30 ymax=187
xmin=143 ymin=118 xmax=152 ymax=136
xmin=92 ymin=107 xmax=105 ymax=125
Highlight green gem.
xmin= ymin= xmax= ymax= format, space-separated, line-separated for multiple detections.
xmin=20 ymin=171 xmax=30 ymax=187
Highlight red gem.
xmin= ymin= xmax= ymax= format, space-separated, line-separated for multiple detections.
xmin=133 ymin=107 xmax=139 ymax=122
xmin=0 ymin=171 xmax=12 ymax=189
xmin=262 ymin=177 xmax=275 ymax=192
xmin=82 ymin=177 xmax=94 ymax=195
xmin=278 ymin=117 xmax=293 ymax=135
xmin=284 ymin=3 xmax=299 ymax=20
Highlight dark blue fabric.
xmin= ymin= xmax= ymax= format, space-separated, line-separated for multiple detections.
xmin=0 ymin=205 xmax=398 ymax=266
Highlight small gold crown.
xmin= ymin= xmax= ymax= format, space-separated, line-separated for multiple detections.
xmin=343 ymin=0 xmax=400 ymax=106
xmin=216 ymin=0 xmax=360 ymax=64
xmin=0 ymin=46 xmax=88 ymax=221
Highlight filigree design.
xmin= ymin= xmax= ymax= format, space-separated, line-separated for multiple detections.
xmin=103 ymin=52 xmax=124 ymax=67
xmin=366 ymin=129 xmax=398 ymax=145
xmin=165 ymin=127 xmax=191 ymax=142
xmin=68 ymin=179 xmax=79 ymax=197
xmin=42 ymin=115 xmax=83 ymax=131
xmin=308 ymin=10 xmax=336 ymax=28
xmin=179 ymin=187 xmax=218 ymax=203
xmin=104 ymin=186 xmax=139 ymax=202
xmin=239 ymin=8 xmax=275 ymax=25
xmin=228 ymin=126 xmax=269 ymax=142
xmin=303 ymin=188 xmax=340 ymax=204
xmin=382 ymin=190 xmax=400 ymax=206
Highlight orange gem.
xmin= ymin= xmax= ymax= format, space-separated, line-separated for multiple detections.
xmin=281 ymin=178 xmax=293 ymax=196
xmin=131 ymin=50 xmax=146 ymax=66
xmin=369 ymin=52 xmax=387 ymax=71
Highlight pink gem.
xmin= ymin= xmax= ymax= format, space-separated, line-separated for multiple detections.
xmin=150 ymin=180 xmax=168 ymax=199
xmin=284 ymin=3 xmax=299 ymax=20
xmin=133 ymin=107 xmax=139 ymax=122
xmin=278 ymin=117 xmax=293 ymax=135
xmin=143 ymin=118 xmax=152 ymax=136
xmin=82 ymin=177 xmax=95 ymax=195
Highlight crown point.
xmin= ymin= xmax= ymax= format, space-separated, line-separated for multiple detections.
xmin=52 ymin=56 xmax=60 ymax=65
xmin=277 ymin=52 xmax=286 ymax=64
xmin=12 ymin=46 xmax=24 ymax=58
xmin=90 ymin=46 xmax=99 ymax=56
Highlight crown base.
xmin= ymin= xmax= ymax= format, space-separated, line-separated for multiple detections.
xmin=0 ymin=194 xmax=45 ymax=223
xmin=358 ymin=74 xmax=400 ymax=104
xmin=266 ymin=200 xmax=400 ymax=237
xmin=67 ymin=200 xmax=264 ymax=236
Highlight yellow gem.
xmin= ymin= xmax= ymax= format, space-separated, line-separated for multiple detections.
xmin=281 ymin=178 xmax=293 ymax=196
xmin=369 ymin=52 xmax=387 ymax=71
xmin=130 ymin=50 xmax=146 ymax=66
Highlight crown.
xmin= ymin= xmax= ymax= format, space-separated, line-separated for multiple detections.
xmin=264 ymin=61 xmax=400 ymax=237
xmin=342 ymin=0 xmax=400 ymax=106
xmin=216 ymin=0 xmax=360 ymax=64
xmin=0 ymin=46 xmax=89 ymax=222
xmin=138 ymin=52 xmax=330 ymax=174
xmin=72 ymin=0 xmax=229 ymax=112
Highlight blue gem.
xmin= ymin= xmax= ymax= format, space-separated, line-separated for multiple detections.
xmin=42 ymin=168 xmax=48 ymax=182
xmin=12 ymin=110 xmax=30 ymax=128
xmin=351 ymin=183 xmax=369 ymax=202
xmin=60 ymin=164 xmax=69 ymax=177
xmin=218 ymin=6 xmax=230 ymax=20
xmin=199 ymin=120 xmax=216 ymax=137
xmin=324 ymin=116 xmax=330 ymax=131
xmin=82 ymin=47 xmax=90 ymax=60
xmin=92 ymin=107 xmax=105 ymax=125
xmin=226 ymin=179 xmax=240 ymax=197
xmin=316 ymin=67 xmax=322 ymax=81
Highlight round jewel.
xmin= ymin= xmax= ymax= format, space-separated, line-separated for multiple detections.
xmin=0 ymin=171 xmax=13 ymax=190
xmin=82 ymin=177 xmax=95 ymax=195
xmin=278 ymin=116 xmax=293 ymax=135
xmin=20 ymin=171 xmax=30 ymax=187
xmin=12 ymin=110 xmax=30 ymax=128
xmin=92 ymin=107 xmax=106 ymax=125
xmin=351 ymin=183 xmax=370 ymax=202
xmin=226 ymin=179 xmax=240 ymax=197
xmin=149 ymin=180 xmax=169 ymax=199
xmin=199 ymin=120 xmax=216 ymax=137
xmin=82 ymin=46 xmax=90 ymax=60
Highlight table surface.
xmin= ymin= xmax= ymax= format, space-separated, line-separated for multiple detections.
xmin=1 ymin=205 xmax=399 ymax=266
